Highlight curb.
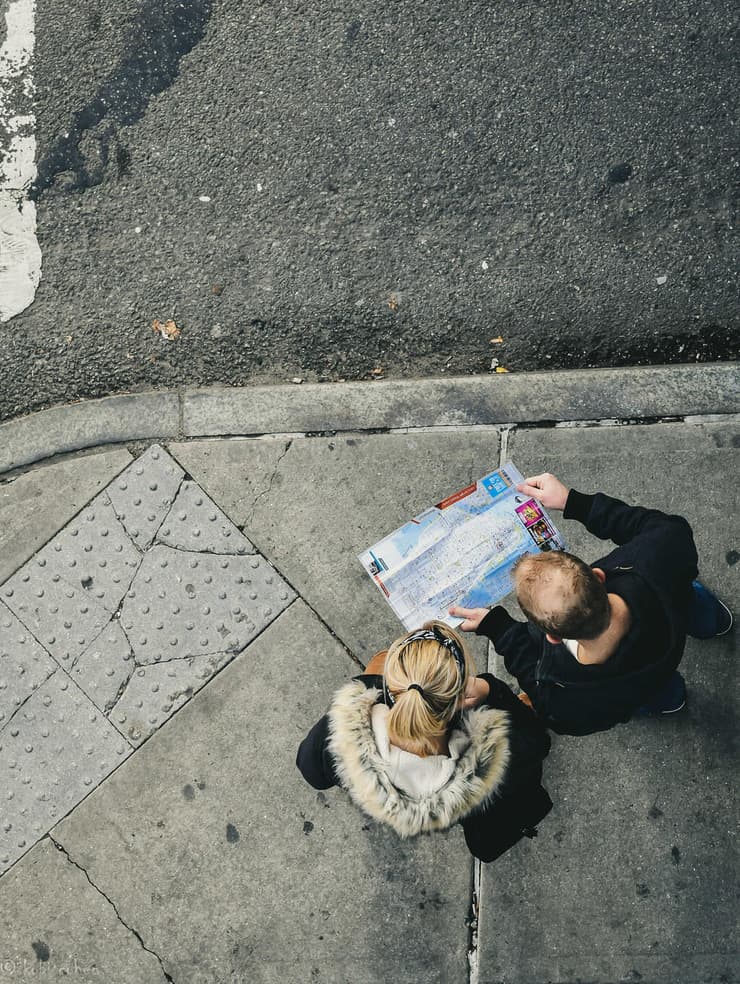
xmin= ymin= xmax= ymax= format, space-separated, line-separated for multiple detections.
xmin=1 ymin=363 xmax=738 ymax=475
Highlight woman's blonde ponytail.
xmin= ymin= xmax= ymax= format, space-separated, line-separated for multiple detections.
xmin=384 ymin=621 xmax=474 ymax=756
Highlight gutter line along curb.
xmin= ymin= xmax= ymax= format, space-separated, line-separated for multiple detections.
xmin=1 ymin=363 xmax=738 ymax=475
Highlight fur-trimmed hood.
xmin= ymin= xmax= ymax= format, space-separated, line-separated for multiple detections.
xmin=327 ymin=680 xmax=511 ymax=838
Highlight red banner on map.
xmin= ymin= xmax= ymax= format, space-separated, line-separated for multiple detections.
xmin=436 ymin=482 xmax=477 ymax=510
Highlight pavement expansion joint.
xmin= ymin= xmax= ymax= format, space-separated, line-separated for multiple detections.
xmin=284 ymin=588 xmax=365 ymax=672
xmin=498 ymin=425 xmax=514 ymax=465
xmin=467 ymin=860 xmax=482 ymax=984
xmin=48 ymin=834 xmax=175 ymax=983
xmin=0 ymin=443 xmax=296 ymax=877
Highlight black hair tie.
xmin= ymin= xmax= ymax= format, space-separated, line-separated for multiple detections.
xmin=407 ymin=683 xmax=426 ymax=698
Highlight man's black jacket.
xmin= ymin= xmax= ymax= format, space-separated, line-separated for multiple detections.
xmin=476 ymin=489 xmax=699 ymax=735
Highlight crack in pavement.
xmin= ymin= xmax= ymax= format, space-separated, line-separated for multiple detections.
xmin=48 ymin=834 xmax=175 ymax=983
xmin=103 ymin=660 xmax=137 ymax=730
xmin=147 ymin=473 xmax=187 ymax=549
xmin=143 ymin=542 xmax=255 ymax=558
xmin=244 ymin=438 xmax=293 ymax=532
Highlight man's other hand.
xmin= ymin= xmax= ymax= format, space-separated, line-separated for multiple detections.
xmin=449 ymin=605 xmax=489 ymax=631
xmin=463 ymin=675 xmax=491 ymax=709
xmin=516 ymin=472 xmax=569 ymax=511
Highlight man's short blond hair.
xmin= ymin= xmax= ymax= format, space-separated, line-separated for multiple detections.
xmin=513 ymin=551 xmax=609 ymax=640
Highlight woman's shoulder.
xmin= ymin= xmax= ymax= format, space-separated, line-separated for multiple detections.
xmin=326 ymin=676 xmax=384 ymax=723
xmin=354 ymin=672 xmax=384 ymax=691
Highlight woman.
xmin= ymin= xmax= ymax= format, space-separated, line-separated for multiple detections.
xmin=297 ymin=621 xmax=552 ymax=862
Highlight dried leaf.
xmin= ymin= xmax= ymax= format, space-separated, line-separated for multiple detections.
xmin=152 ymin=319 xmax=181 ymax=341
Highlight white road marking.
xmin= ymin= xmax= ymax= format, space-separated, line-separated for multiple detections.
xmin=0 ymin=0 xmax=41 ymax=322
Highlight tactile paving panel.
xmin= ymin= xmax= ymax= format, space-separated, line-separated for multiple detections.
xmin=0 ymin=602 xmax=57 ymax=732
xmin=111 ymin=652 xmax=233 ymax=746
xmin=0 ymin=672 xmax=132 ymax=872
xmin=156 ymin=481 xmax=256 ymax=554
xmin=31 ymin=493 xmax=142 ymax=613
xmin=71 ymin=619 xmax=134 ymax=714
xmin=119 ymin=545 xmax=295 ymax=664
xmin=1 ymin=566 xmax=112 ymax=667
xmin=107 ymin=445 xmax=184 ymax=550
xmin=0 ymin=442 xmax=296 ymax=876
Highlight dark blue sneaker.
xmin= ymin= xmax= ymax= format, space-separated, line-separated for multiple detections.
xmin=637 ymin=672 xmax=687 ymax=716
xmin=687 ymin=580 xmax=734 ymax=639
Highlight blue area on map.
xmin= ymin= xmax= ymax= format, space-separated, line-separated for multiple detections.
xmin=447 ymin=477 xmax=511 ymax=517
xmin=368 ymin=550 xmax=386 ymax=572
xmin=380 ymin=508 xmax=443 ymax=561
xmin=450 ymin=496 xmax=497 ymax=517
xmin=482 ymin=473 xmax=510 ymax=498
xmin=456 ymin=550 xmax=527 ymax=608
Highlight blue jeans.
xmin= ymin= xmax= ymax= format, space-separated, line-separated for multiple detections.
xmin=640 ymin=581 xmax=726 ymax=713
xmin=686 ymin=579 xmax=728 ymax=639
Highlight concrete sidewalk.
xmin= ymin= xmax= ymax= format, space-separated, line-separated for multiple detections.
xmin=0 ymin=366 xmax=737 ymax=984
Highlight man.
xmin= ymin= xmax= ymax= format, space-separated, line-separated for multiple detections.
xmin=450 ymin=473 xmax=732 ymax=736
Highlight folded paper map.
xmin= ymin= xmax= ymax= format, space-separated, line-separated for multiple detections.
xmin=359 ymin=462 xmax=566 ymax=630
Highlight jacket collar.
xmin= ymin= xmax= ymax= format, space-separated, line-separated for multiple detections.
xmin=327 ymin=680 xmax=510 ymax=838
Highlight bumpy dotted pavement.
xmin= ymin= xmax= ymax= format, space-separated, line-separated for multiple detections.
xmin=0 ymin=444 xmax=294 ymax=874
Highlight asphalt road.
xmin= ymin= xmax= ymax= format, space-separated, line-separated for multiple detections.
xmin=0 ymin=0 xmax=738 ymax=422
